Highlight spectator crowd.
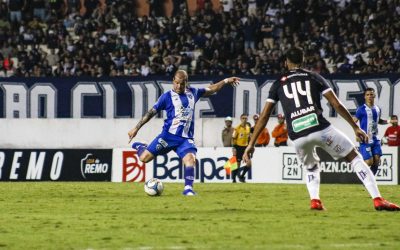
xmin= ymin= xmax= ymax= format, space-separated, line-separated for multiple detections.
xmin=0 ymin=0 xmax=400 ymax=77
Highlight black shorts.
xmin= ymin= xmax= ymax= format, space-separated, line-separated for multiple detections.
xmin=234 ymin=145 xmax=247 ymax=162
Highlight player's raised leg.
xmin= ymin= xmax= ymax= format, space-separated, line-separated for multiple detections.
xmin=132 ymin=134 xmax=170 ymax=163
xmin=132 ymin=142 xmax=154 ymax=163
xmin=132 ymin=142 xmax=148 ymax=156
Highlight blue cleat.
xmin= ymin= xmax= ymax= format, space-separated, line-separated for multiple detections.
xmin=182 ymin=189 xmax=197 ymax=196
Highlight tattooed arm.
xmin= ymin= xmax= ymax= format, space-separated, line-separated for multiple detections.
xmin=128 ymin=108 xmax=158 ymax=143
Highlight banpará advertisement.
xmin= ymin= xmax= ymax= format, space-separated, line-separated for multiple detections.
xmin=112 ymin=147 xmax=399 ymax=185
xmin=1 ymin=147 xmax=396 ymax=183
xmin=1 ymin=74 xmax=399 ymax=119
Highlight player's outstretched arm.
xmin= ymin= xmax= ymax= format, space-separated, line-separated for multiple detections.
xmin=128 ymin=108 xmax=157 ymax=143
xmin=324 ymin=90 xmax=369 ymax=143
xmin=203 ymin=77 xmax=240 ymax=96
xmin=244 ymin=101 xmax=275 ymax=163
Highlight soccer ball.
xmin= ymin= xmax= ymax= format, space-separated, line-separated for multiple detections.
xmin=144 ymin=178 xmax=164 ymax=196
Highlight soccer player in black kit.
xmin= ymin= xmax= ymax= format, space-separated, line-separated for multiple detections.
xmin=244 ymin=47 xmax=399 ymax=211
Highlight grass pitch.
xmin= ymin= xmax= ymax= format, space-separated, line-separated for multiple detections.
xmin=0 ymin=183 xmax=399 ymax=250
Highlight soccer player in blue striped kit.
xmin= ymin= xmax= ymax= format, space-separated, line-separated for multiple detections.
xmin=128 ymin=70 xmax=240 ymax=195
xmin=353 ymin=88 xmax=390 ymax=175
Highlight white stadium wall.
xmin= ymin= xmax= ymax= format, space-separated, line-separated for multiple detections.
xmin=0 ymin=117 xmax=391 ymax=148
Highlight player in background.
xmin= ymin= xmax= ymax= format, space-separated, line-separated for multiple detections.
xmin=243 ymin=47 xmax=399 ymax=211
xmin=232 ymin=114 xmax=252 ymax=183
xmin=353 ymin=88 xmax=390 ymax=175
xmin=271 ymin=113 xmax=288 ymax=146
xmin=222 ymin=116 xmax=235 ymax=147
xmin=383 ymin=115 xmax=400 ymax=146
xmin=251 ymin=114 xmax=270 ymax=147
xmin=128 ymin=70 xmax=239 ymax=195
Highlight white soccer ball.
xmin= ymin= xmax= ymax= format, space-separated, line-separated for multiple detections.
xmin=144 ymin=178 xmax=164 ymax=196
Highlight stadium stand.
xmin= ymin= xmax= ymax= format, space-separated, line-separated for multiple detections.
xmin=0 ymin=0 xmax=399 ymax=77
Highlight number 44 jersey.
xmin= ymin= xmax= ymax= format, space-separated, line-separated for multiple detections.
xmin=267 ymin=68 xmax=331 ymax=141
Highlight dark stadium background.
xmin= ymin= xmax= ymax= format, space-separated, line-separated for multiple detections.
xmin=1 ymin=0 xmax=399 ymax=78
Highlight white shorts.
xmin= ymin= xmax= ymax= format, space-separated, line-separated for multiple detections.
xmin=292 ymin=125 xmax=355 ymax=170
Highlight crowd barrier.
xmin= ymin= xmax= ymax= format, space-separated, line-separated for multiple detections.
xmin=1 ymin=147 xmax=398 ymax=185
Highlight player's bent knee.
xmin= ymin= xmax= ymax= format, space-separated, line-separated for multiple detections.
xmin=140 ymin=156 xmax=153 ymax=163
xmin=139 ymin=155 xmax=149 ymax=162
xmin=139 ymin=151 xmax=154 ymax=163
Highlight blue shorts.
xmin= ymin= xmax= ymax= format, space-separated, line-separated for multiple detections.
xmin=359 ymin=139 xmax=382 ymax=160
xmin=147 ymin=131 xmax=197 ymax=159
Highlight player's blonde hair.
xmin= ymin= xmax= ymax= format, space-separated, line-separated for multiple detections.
xmin=174 ymin=70 xmax=188 ymax=82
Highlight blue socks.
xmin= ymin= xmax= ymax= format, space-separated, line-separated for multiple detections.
xmin=183 ymin=166 xmax=196 ymax=196
xmin=132 ymin=142 xmax=147 ymax=157
xmin=184 ymin=166 xmax=194 ymax=188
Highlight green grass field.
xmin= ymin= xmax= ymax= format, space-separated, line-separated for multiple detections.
xmin=0 ymin=183 xmax=399 ymax=250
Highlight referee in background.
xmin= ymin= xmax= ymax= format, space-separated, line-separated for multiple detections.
xmin=232 ymin=114 xmax=252 ymax=183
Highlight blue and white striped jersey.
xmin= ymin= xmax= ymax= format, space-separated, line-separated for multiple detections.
xmin=153 ymin=87 xmax=206 ymax=138
xmin=355 ymin=104 xmax=381 ymax=143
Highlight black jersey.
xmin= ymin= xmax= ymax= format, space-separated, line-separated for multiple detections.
xmin=268 ymin=68 xmax=332 ymax=140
